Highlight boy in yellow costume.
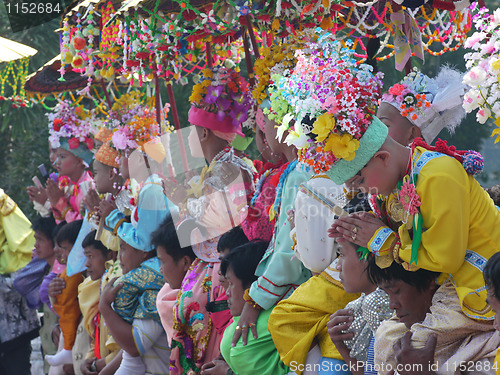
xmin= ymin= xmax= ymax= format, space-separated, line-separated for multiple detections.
xmin=327 ymin=73 xmax=500 ymax=373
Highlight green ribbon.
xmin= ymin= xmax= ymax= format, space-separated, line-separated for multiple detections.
xmin=411 ymin=210 xmax=423 ymax=265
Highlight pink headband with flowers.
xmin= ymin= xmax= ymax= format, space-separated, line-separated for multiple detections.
xmin=188 ymin=106 xmax=244 ymax=137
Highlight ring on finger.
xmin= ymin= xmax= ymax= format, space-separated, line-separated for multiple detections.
xmin=352 ymin=226 xmax=358 ymax=234
xmin=351 ymin=232 xmax=357 ymax=241
xmin=241 ymin=325 xmax=248 ymax=329
xmin=235 ymin=325 xmax=241 ymax=331
xmin=249 ymin=323 xmax=255 ymax=328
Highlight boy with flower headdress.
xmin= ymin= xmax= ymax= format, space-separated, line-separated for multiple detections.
xmin=45 ymin=102 xmax=95 ymax=224
xmin=377 ymin=66 xmax=467 ymax=147
xmin=157 ymin=66 xmax=255 ymax=374
xmin=325 ymin=63 xmax=500 ymax=375
xmin=262 ymin=33 xmax=384 ymax=373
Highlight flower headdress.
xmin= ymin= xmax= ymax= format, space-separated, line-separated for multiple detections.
xmin=382 ymin=67 xmax=466 ymax=143
xmin=47 ymin=101 xmax=97 ymax=164
xmin=111 ymin=103 xmax=170 ymax=152
xmin=463 ymin=4 xmax=500 ymax=142
xmin=266 ymin=31 xmax=385 ymax=184
xmin=188 ymin=67 xmax=252 ymax=138
xmin=253 ymin=30 xmax=317 ymax=106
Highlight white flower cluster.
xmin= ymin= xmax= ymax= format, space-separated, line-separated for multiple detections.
xmin=463 ymin=5 xmax=500 ymax=126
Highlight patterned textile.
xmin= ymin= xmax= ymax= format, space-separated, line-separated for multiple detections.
xmin=52 ymin=171 xmax=93 ymax=223
xmin=0 ymin=272 xmax=39 ymax=345
xmin=169 ymin=259 xmax=224 ymax=374
xmin=113 ymin=257 xmax=164 ymax=324
xmin=374 ymin=282 xmax=500 ymax=375
xmin=343 ymin=288 xmax=393 ymax=362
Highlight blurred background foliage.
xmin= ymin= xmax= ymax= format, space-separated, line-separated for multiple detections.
xmin=1 ymin=0 xmax=499 ymax=222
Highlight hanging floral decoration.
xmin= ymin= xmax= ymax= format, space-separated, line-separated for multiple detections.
xmin=462 ymin=4 xmax=500 ymax=143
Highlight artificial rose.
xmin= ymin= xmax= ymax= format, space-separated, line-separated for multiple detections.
xmin=68 ymin=137 xmax=80 ymax=150
xmin=53 ymin=118 xmax=63 ymax=132
xmin=388 ymin=83 xmax=406 ymax=96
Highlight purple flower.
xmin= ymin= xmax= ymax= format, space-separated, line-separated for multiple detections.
xmin=205 ymin=85 xmax=223 ymax=104
xmin=217 ymin=98 xmax=231 ymax=111
xmin=229 ymin=102 xmax=248 ymax=125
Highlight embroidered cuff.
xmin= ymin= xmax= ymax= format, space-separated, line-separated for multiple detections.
xmin=368 ymin=227 xmax=395 ymax=256
xmin=105 ymin=209 xmax=126 ymax=234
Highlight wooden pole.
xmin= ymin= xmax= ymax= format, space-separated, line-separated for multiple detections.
xmin=242 ymin=27 xmax=256 ymax=87
xmin=205 ymin=41 xmax=214 ymax=68
xmin=100 ymin=80 xmax=113 ymax=109
xmin=166 ymin=82 xmax=190 ymax=172
xmin=245 ymin=15 xmax=260 ymax=59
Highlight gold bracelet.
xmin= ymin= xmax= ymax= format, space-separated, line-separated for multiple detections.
xmin=243 ymin=288 xmax=262 ymax=310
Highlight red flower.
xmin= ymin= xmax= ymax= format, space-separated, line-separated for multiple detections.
xmin=84 ymin=137 xmax=94 ymax=150
xmin=68 ymin=137 xmax=80 ymax=150
xmin=53 ymin=118 xmax=63 ymax=131
xmin=388 ymin=83 xmax=406 ymax=96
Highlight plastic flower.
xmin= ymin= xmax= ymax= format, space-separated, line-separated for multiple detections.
xmin=276 ymin=113 xmax=294 ymax=142
xmin=388 ymin=83 xmax=406 ymax=96
xmin=285 ymin=123 xmax=308 ymax=148
xmin=399 ymin=181 xmax=421 ymax=216
xmin=477 ymin=107 xmax=492 ymax=124
xmin=324 ymin=133 xmax=359 ymax=161
xmin=312 ymin=113 xmax=335 ymax=142
xmin=463 ymin=66 xmax=487 ymax=86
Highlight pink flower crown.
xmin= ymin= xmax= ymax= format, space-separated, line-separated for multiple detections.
xmin=382 ymin=82 xmax=432 ymax=122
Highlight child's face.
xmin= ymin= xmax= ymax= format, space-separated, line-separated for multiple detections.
xmin=218 ymin=248 xmax=231 ymax=291
xmin=56 ymin=240 xmax=73 ymax=265
xmin=56 ymin=148 xmax=82 ymax=177
xmin=345 ymin=152 xmax=399 ymax=196
xmin=49 ymin=148 xmax=58 ymax=166
xmin=93 ymin=160 xmax=114 ymax=194
xmin=264 ymin=115 xmax=281 ymax=154
xmin=487 ymin=288 xmax=500 ymax=332
xmin=377 ymin=103 xmax=419 ymax=147
xmin=335 ymin=241 xmax=372 ymax=294
xmin=119 ymin=240 xmax=146 ymax=274
xmin=225 ymin=267 xmax=246 ymax=317
xmin=84 ymin=246 xmax=110 ymax=281
xmin=34 ymin=231 xmax=54 ymax=261
xmin=157 ymin=245 xmax=190 ymax=289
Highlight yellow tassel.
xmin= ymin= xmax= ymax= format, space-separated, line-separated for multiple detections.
xmin=272 ymin=18 xmax=280 ymax=32
xmin=322 ymin=0 xmax=330 ymax=7
xmin=320 ymin=15 xmax=333 ymax=30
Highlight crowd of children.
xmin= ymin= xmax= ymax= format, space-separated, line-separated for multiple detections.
xmin=2 ymin=27 xmax=500 ymax=375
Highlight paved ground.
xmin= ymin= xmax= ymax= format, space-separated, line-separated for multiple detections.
xmin=31 ymin=336 xmax=44 ymax=375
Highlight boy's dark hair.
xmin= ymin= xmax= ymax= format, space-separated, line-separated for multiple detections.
xmin=32 ymin=216 xmax=57 ymax=245
xmin=151 ymin=215 xmax=195 ymax=262
xmin=484 ymin=252 xmax=500 ymax=301
xmin=220 ymin=241 xmax=268 ymax=290
xmin=55 ymin=220 xmax=83 ymax=246
xmin=52 ymin=221 xmax=66 ymax=242
xmin=366 ymin=255 xmax=439 ymax=292
xmin=217 ymin=226 xmax=249 ymax=253
xmin=82 ymin=230 xmax=110 ymax=256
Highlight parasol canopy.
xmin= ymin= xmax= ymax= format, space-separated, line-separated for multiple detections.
xmin=0 ymin=36 xmax=38 ymax=63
